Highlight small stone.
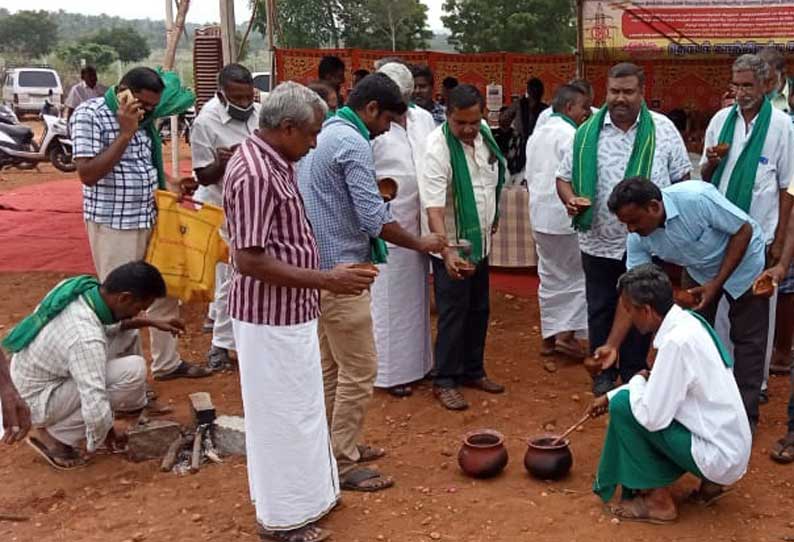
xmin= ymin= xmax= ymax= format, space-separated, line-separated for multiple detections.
xmin=610 ymin=518 xmax=620 ymax=525
xmin=132 ymin=533 xmax=145 ymax=542
xmin=191 ymin=514 xmax=202 ymax=523
xmin=376 ymin=536 xmax=385 ymax=541
xmin=429 ymin=533 xmax=441 ymax=540
xmin=544 ymin=423 xmax=555 ymax=431
xmin=422 ymin=517 xmax=432 ymax=525
xmin=571 ymin=394 xmax=580 ymax=402
xmin=190 ymin=482 xmax=200 ymax=490
xmin=504 ymin=294 xmax=515 ymax=300
xmin=447 ymin=487 xmax=458 ymax=493
xmin=541 ymin=492 xmax=548 ymax=497
xmin=543 ymin=361 xmax=557 ymax=373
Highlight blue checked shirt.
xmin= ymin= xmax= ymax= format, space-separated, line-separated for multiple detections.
xmin=298 ymin=116 xmax=392 ymax=270
xmin=71 ymin=97 xmax=158 ymax=230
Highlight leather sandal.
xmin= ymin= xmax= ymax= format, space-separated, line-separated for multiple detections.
xmin=340 ymin=467 xmax=394 ymax=492
xmin=462 ymin=377 xmax=505 ymax=394
xmin=434 ymin=387 xmax=469 ymax=410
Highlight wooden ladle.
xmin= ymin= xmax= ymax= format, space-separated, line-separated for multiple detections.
xmin=551 ymin=411 xmax=591 ymax=446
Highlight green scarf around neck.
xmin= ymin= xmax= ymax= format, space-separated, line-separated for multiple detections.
xmin=551 ymin=112 xmax=578 ymax=129
xmin=335 ymin=106 xmax=389 ymax=264
xmin=104 ymin=69 xmax=195 ymax=189
xmin=686 ymin=310 xmax=733 ymax=368
xmin=571 ymin=103 xmax=656 ymax=231
xmin=443 ymin=122 xmax=507 ymax=265
xmin=710 ymin=98 xmax=772 ymax=213
xmin=2 ymin=276 xmax=115 ymax=353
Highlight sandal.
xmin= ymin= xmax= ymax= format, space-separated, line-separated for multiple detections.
xmin=462 ymin=378 xmax=505 ymax=394
xmin=154 ymin=361 xmax=212 ymax=381
xmin=259 ymin=524 xmax=331 ymax=542
xmin=340 ymin=467 xmax=394 ymax=492
xmin=433 ymin=387 xmax=468 ymax=410
xmin=26 ymin=436 xmax=87 ymax=471
xmin=387 ymin=384 xmax=413 ymax=397
xmin=554 ymin=339 xmax=587 ymax=359
xmin=688 ymin=484 xmax=733 ymax=506
xmin=771 ymin=433 xmax=794 ymax=464
xmin=357 ymin=444 xmax=386 ymax=463
xmin=607 ymin=497 xmax=677 ymax=525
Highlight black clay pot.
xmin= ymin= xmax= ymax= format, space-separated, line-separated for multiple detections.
xmin=524 ymin=436 xmax=573 ymax=480
xmin=458 ymin=429 xmax=508 ymax=479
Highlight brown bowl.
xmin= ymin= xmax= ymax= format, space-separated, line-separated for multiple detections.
xmin=714 ymin=142 xmax=731 ymax=158
xmin=753 ymin=274 xmax=775 ymax=297
xmin=524 ymin=436 xmax=573 ymax=480
xmin=378 ymin=178 xmax=398 ymax=202
xmin=458 ymin=429 xmax=509 ymax=479
xmin=673 ymin=289 xmax=698 ymax=309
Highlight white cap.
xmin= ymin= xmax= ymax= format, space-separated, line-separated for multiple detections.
xmin=377 ymin=62 xmax=414 ymax=104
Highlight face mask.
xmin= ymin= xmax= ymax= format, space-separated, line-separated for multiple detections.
xmin=221 ymin=92 xmax=255 ymax=122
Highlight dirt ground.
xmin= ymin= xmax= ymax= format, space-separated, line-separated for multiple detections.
xmin=0 ymin=140 xmax=793 ymax=542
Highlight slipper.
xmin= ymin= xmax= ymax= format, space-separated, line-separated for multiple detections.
xmin=357 ymin=444 xmax=386 ymax=463
xmin=154 ymin=361 xmax=212 ymax=381
xmin=387 ymin=385 xmax=413 ymax=397
xmin=771 ymin=434 xmax=794 ymax=464
xmin=259 ymin=524 xmax=332 ymax=542
xmin=607 ymin=498 xmax=676 ymax=525
xmin=554 ymin=340 xmax=586 ymax=359
xmin=340 ymin=467 xmax=394 ymax=492
xmin=26 ymin=437 xmax=87 ymax=471
xmin=688 ymin=485 xmax=733 ymax=506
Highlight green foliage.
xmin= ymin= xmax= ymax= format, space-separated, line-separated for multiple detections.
xmin=0 ymin=10 xmax=59 ymax=59
xmin=250 ymin=0 xmax=340 ymax=49
xmin=442 ymin=0 xmax=575 ymax=53
xmin=87 ymin=27 xmax=151 ymax=63
xmin=340 ymin=0 xmax=431 ymax=51
xmin=56 ymin=42 xmax=119 ymax=71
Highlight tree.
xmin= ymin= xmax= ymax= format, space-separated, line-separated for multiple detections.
xmin=340 ymin=0 xmax=431 ymax=51
xmin=442 ymin=0 xmax=575 ymax=53
xmin=88 ymin=26 xmax=151 ymax=63
xmin=250 ymin=0 xmax=341 ymax=49
xmin=57 ymin=42 xmax=119 ymax=71
xmin=0 ymin=10 xmax=58 ymax=59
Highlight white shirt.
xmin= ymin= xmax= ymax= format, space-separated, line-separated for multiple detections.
xmin=526 ymin=114 xmax=576 ymax=235
xmin=535 ymin=105 xmax=599 ymax=131
xmin=191 ymin=95 xmax=261 ymax=206
xmin=607 ymin=305 xmax=752 ymax=486
xmin=700 ymin=106 xmax=794 ymax=243
xmin=372 ymin=107 xmax=436 ymax=242
xmin=419 ymin=123 xmax=501 ymax=258
xmin=10 ymin=296 xmax=118 ymax=452
xmin=557 ymin=110 xmax=691 ymax=260
xmin=64 ymin=81 xmax=107 ymax=110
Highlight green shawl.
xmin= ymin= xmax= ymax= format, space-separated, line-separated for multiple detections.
xmin=710 ymin=98 xmax=772 ymax=213
xmin=104 ymin=69 xmax=195 ymax=189
xmin=335 ymin=106 xmax=389 ymax=264
xmin=443 ymin=122 xmax=506 ymax=265
xmin=686 ymin=310 xmax=733 ymax=368
xmin=551 ymin=112 xmax=578 ymax=129
xmin=2 ymin=276 xmax=115 ymax=353
xmin=572 ymin=103 xmax=656 ymax=231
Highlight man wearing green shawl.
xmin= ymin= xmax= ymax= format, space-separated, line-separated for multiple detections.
xmin=589 ymin=265 xmax=751 ymax=524
xmin=419 ymin=84 xmax=507 ymax=411
xmin=71 ymin=67 xmax=210 ymax=382
xmin=701 ymin=53 xmax=794 ymax=406
xmin=298 ymin=73 xmax=445 ymax=492
xmin=6 ymin=262 xmax=183 ymax=470
xmin=556 ymin=63 xmax=691 ymax=396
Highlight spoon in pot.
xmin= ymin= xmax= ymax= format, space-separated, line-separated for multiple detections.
xmin=551 ymin=411 xmax=592 ymax=446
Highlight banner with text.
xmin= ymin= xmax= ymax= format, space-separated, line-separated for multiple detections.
xmin=583 ymin=1 xmax=794 ymax=59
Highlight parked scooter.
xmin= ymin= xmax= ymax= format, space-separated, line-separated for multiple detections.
xmin=0 ymin=100 xmax=75 ymax=172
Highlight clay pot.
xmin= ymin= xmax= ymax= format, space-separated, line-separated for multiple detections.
xmin=753 ymin=274 xmax=775 ymax=297
xmin=458 ymin=429 xmax=508 ymax=479
xmin=524 ymin=436 xmax=573 ymax=480
xmin=378 ymin=178 xmax=398 ymax=202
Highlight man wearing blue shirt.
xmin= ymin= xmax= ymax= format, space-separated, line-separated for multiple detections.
xmin=602 ymin=177 xmax=768 ymax=430
xmin=299 ymin=74 xmax=445 ymax=493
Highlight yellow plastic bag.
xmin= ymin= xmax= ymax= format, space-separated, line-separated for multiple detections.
xmin=145 ymin=190 xmax=229 ymax=303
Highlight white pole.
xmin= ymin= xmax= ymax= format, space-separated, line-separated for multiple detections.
xmin=165 ymin=0 xmax=179 ymax=181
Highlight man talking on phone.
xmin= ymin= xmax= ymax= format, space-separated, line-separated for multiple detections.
xmin=71 ymin=66 xmax=209 ymax=382
xmin=191 ymin=64 xmax=261 ymax=371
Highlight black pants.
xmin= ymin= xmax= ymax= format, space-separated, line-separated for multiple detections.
xmin=581 ymin=252 xmax=651 ymax=383
xmin=683 ymin=272 xmax=769 ymax=428
xmin=432 ymin=256 xmax=490 ymax=388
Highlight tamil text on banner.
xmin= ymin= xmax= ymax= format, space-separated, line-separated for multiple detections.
xmin=583 ymin=1 xmax=794 ymax=59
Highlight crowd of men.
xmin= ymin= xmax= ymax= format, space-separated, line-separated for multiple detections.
xmin=0 ymin=49 xmax=793 ymax=540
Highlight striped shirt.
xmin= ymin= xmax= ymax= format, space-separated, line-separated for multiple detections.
xmin=224 ymin=134 xmax=320 ymax=326
xmin=71 ymin=97 xmax=158 ymax=230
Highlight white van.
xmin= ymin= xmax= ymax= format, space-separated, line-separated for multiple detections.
xmin=252 ymin=71 xmax=271 ymax=102
xmin=3 ymin=68 xmax=64 ymax=116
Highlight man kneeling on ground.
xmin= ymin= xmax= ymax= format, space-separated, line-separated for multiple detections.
xmin=589 ymin=264 xmax=751 ymax=523
xmin=4 ymin=261 xmax=181 ymax=470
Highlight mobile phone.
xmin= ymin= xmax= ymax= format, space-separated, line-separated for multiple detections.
xmin=118 ymin=89 xmax=134 ymax=105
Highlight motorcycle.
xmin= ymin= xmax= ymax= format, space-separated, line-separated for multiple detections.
xmin=0 ymin=100 xmax=75 ymax=173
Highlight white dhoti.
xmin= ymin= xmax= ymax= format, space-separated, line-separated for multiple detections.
xmin=371 ymin=247 xmax=433 ymax=388
xmin=714 ymin=290 xmax=776 ymax=390
xmin=232 ymin=318 xmax=340 ymax=531
xmin=533 ymin=231 xmax=588 ymax=339
xmin=210 ymin=262 xmax=235 ymax=350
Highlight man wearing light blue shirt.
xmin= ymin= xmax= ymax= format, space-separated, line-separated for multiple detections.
xmin=602 ymin=177 xmax=768 ymax=430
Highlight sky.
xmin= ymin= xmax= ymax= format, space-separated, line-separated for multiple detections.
xmin=0 ymin=0 xmax=447 ymax=31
